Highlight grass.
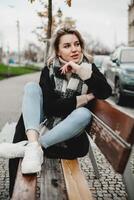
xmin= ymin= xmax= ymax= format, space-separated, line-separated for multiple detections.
xmin=0 ymin=63 xmax=41 ymax=80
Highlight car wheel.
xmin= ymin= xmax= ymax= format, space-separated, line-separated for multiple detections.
xmin=114 ymin=80 xmax=124 ymax=105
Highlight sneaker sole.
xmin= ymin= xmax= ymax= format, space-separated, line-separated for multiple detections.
xmin=21 ymin=159 xmax=42 ymax=174
xmin=22 ymin=166 xmax=41 ymax=174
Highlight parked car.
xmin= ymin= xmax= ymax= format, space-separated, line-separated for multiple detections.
xmin=105 ymin=47 xmax=134 ymax=105
xmin=93 ymin=55 xmax=111 ymax=74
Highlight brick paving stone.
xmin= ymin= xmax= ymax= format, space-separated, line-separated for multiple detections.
xmin=78 ymin=145 xmax=128 ymax=200
xmin=0 ymin=158 xmax=9 ymax=200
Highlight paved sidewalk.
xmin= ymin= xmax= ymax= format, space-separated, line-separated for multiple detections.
xmin=0 ymin=72 xmax=40 ymax=130
xmin=0 ymin=73 xmax=128 ymax=200
xmin=0 ymin=72 xmax=41 ymax=200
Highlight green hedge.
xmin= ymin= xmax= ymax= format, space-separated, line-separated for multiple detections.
xmin=0 ymin=64 xmax=41 ymax=80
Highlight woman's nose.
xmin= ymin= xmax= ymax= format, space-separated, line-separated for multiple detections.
xmin=71 ymin=45 xmax=77 ymax=52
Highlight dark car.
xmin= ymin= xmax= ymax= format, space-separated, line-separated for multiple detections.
xmin=105 ymin=47 xmax=134 ymax=105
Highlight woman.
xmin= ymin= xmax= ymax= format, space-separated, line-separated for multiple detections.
xmin=0 ymin=27 xmax=112 ymax=197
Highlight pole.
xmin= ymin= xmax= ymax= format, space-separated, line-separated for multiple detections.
xmin=44 ymin=0 xmax=52 ymax=62
xmin=47 ymin=0 xmax=52 ymax=39
xmin=16 ymin=20 xmax=21 ymax=64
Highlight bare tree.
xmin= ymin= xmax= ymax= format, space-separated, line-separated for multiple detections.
xmin=28 ymin=0 xmax=72 ymax=61
xmin=29 ymin=0 xmax=72 ymax=7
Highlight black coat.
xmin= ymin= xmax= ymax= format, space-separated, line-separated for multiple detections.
xmin=40 ymin=63 xmax=112 ymax=118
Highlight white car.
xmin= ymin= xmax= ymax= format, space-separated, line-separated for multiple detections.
xmin=93 ymin=55 xmax=111 ymax=74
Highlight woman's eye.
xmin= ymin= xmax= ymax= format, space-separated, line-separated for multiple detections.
xmin=76 ymin=42 xmax=80 ymax=46
xmin=64 ymin=44 xmax=70 ymax=48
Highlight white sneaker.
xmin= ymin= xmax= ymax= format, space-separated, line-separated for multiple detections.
xmin=21 ymin=142 xmax=43 ymax=174
xmin=0 ymin=141 xmax=28 ymax=158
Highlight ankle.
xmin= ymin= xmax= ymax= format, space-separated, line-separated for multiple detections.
xmin=28 ymin=141 xmax=41 ymax=148
xmin=26 ymin=129 xmax=39 ymax=143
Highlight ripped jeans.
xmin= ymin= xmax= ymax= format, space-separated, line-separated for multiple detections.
xmin=22 ymin=82 xmax=92 ymax=148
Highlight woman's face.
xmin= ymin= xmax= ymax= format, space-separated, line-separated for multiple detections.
xmin=57 ymin=34 xmax=82 ymax=63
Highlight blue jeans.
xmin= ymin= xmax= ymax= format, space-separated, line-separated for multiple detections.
xmin=22 ymin=82 xmax=92 ymax=148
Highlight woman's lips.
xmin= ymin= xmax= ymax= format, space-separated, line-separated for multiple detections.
xmin=71 ymin=54 xmax=79 ymax=59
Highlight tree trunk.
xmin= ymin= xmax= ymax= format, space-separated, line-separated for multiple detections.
xmin=45 ymin=0 xmax=52 ymax=62
xmin=47 ymin=0 xmax=52 ymax=39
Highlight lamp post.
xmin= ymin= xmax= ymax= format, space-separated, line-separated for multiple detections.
xmin=8 ymin=5 xmax=21 ymax=65
xmin=16 ymin=20 xmax=21 ymax=64
xmin=7 ymin=44 xmax=10 ymax=76
xmin=57 ymin=8 xmax=63 ymax=25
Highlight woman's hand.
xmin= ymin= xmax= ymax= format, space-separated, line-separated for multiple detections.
xmin=76 ymin=93 xmax=95 ymax=108
xmin=60 ymin=61 xmax=81 ymax=74
xmin=86 ymin=93 xmax=95 ymax=101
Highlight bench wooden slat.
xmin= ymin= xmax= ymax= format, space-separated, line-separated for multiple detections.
xmin=88 ymin=99 xmax=134 ymax=174
xmin=91 ymin=99 xmax=134 ymax=144
xmin=40 ymin=158 xmax=67 ymax=200
xmin=12 ymin=160 xmax=37 ymax=200
xmin=61 ymin=159 xmax=93 ymax=200
xmin=88 ymin=117 xmax=131 ymax=173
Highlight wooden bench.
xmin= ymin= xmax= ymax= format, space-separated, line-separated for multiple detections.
xmin=12 ymin=99 xmax=134 ymax=200
xmin=12 ymin=159 xmax=93 ymax=200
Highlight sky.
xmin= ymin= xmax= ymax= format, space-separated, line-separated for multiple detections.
xmin=0 ymin=0 xmax=131 ymax=53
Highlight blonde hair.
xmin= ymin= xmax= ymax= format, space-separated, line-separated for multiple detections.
xmin=47 ymin=27 xmax=93 ymax=65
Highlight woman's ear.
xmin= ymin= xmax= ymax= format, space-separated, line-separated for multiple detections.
xmin=57 ymin=52 xmax=60 ymax=56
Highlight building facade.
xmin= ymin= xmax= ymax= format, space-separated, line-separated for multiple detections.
xmin=128 ymin=0 xmax=134 ymax=46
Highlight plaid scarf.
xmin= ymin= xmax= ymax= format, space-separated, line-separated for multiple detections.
xmin=44 ymin=55 xmax=90 ymax=129
xmin=49 ymin=56 xmax=89 ymax=98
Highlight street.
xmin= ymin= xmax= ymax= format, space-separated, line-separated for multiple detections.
xmin=107 ymin=96 xmax=134 ymax=118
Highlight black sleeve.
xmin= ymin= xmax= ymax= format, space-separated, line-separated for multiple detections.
xmin=39 ymin=67 xmax=76 ymax=117
xmin=85 ymin=63 xmax=112 ymax=99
